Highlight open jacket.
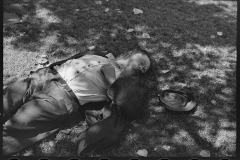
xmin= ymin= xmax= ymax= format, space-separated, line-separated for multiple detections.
xmin=78 ymin=100 xmax=126 ymax=155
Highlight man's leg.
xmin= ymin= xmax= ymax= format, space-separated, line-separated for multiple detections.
xmin=3 ymin=67 xmax=59 ymax=122
xmin=3 ymin=77 xmax=36 ymax=122
xmin=3 ymin=81 xmax=80 ymax=156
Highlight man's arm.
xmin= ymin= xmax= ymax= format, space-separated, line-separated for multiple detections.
xmin=100 ymin=63 xmax=117 ymax=86
xmin=49 ymin=50 xmax=109 ymax=69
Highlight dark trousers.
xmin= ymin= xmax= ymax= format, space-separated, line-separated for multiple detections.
xmin=3 ymin=67 xmax=87 ymax=156
xmin=3 ymin=67 xmax=83 ymax=122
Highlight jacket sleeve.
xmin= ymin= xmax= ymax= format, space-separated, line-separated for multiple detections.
xmin=77 ymin=101 xmax=126 ymax=155
xmin=49 ymin=50 xmax=109 ymax=69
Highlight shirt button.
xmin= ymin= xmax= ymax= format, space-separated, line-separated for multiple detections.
xmin=76 ymin=71 xmax=79 ymax=74
xmin=88 ymin=65 xmax=91 ymax=67
xmin=98 ymin=61 xmax=101 ymax=64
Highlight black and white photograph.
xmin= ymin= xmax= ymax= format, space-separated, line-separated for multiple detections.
xmin=3 ymin=0 xmax=237 ymax=158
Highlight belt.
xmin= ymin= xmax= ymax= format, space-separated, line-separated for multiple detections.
xmin=62 ymin=83 xmax=81 ymax=107
xmin=48 ymin=67 xmax=85 ymax=114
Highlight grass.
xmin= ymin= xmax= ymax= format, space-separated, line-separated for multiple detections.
xmin=3 ymin=0 xmax=237 ymax=157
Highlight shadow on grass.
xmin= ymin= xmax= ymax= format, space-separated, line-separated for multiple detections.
xmin=3 ymin=0 xmax=236 ymax=157
xmin=5 ymin=0 xmax=236 ymax=54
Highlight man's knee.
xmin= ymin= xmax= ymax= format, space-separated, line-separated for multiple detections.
xmin=5 ymin=78 xmax=31 ymax=95
xmin=3 ymin=78 xmax=33 ymax=112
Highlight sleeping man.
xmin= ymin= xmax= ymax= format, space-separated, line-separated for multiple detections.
xmin=3 ymin=50 xmax=151 ymax=156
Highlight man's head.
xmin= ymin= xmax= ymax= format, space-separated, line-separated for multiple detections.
xmin=116 ymin=50 xmax=151 ymax=76
xmin=107 ymin=75 xmax=147 ymax=120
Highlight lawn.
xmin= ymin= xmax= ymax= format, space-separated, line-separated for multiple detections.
xmin=3 ymin=0 xmax=237 ymax=157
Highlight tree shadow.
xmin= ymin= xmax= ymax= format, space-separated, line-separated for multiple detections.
xmin=3 ymin=0 xmax=237 ymax=157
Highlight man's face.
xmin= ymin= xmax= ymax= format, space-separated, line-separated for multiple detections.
xmin=118 ymin=52 xmax=151 ymax=75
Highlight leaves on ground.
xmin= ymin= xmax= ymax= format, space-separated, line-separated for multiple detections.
xmin=141 ymin=33 xmax=151 ymax=39
xmin=127 ymin=28 xmax=134 ymax=33
xmin=133 ymin=8 xmax=143 ymax=14
xmin=199 ymin=150 xmax=211 ymax=157
xmin=88 ymin=46 xmax=96 ymax=50
xmin=161 ymin=70 xmax=170 ymax=74
xmin=3 ymin=13 xmax=22 ymax=26
xmin=162 ymin=145 xmax=171 ymax=151
xmin=3 ymin=0 xmax=236 ymax=157
xmin=136 ymin=149 xmax=148 ymax=157
xmin=217 ymin=32 xmax=223 ymax=36
xmin=95 ymin=1 xmax=102 ymax=5
xmin=37 ymin=57 xmax=48 ymax=65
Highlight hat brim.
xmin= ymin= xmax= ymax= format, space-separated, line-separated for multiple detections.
xmin=158 ymin=90 xmax=197 ymax=112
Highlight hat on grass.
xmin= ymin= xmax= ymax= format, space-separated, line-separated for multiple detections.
xmin=158 ymin=90 xmax=197 ymax=112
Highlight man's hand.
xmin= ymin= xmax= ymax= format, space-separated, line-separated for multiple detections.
xmin=106 ymin=53 xmax=115 ymax=61
xmin=100 ymin=63 xmax=116 ymax=86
